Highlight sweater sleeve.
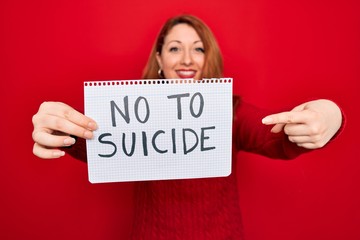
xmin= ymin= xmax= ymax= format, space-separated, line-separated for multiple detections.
xmin=232 ymin=97 xmax=311 ymax=160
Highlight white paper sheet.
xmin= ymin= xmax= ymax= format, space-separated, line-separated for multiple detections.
xmin=84 ymin=78 xmax=233 ymax=183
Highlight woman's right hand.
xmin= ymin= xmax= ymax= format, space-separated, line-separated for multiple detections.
xmin=32 ymin=102 xmax=98 ymax=159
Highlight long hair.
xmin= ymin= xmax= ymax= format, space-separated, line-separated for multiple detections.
xmin=142 ymin=15 xmax=223 ymax=79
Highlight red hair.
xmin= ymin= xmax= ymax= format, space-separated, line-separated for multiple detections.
xmin=142 ymin=15 xmax=223 ymax=79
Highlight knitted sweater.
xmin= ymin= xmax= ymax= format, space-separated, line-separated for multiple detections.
xmin=67 ymin=98 xmax=312 ymax=240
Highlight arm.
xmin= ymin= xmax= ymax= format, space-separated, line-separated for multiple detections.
xmin=32 ymin=101 xmax=97 ymax=160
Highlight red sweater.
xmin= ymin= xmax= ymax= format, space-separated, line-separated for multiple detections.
xmin=67 ymin=98 xmax=312 ymax=239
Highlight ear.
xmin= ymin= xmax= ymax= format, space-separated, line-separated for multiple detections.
xmin=156 ymin=52 xmax=162 ymax=69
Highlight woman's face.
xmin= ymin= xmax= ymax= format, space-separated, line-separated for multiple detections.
xmin=156 ymin=24 xmax=205 ymax=80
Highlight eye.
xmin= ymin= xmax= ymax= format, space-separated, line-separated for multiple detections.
xmin=195 ymin=47 xmax=205 ymax=53
xmin=169 ymin=47 xmax=180 ymax=52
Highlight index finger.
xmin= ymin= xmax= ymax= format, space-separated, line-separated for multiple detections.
xmin=39 ymin=102 xmax=97 ymax=130
xmin=262 ymin=111 xmax=310 ymax=125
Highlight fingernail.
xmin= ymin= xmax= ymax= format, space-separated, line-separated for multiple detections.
xmin=53 ymin=151 xmax=65 ymax=158
xmin=64 ymin=137 xmax=76 ymax=146
xmin=84 ymin=130 xmax=93 ymax=139
xmin=262 ymin=117 xmax=273 ymax=124
xmin=88 ymin=122 xmax=97 ymax=130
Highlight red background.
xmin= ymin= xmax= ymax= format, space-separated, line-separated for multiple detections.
xmin=1 ymin=0 xmax=359 ymax=239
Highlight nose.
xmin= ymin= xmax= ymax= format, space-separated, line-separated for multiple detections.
xmin=181 ymin=49 xmax=193 ymax=66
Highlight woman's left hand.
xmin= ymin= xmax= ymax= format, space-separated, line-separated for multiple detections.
xmin=262 ymin=99 xmax=342 ymax=149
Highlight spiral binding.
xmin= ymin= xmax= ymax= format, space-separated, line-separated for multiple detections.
xmin=84 ymin=78 xmax=232 ymax=87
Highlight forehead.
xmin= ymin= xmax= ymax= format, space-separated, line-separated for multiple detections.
xmin=164 ymin=23 xmax=202 ymax=43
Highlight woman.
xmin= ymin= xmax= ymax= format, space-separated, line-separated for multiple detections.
xmin=32 ymin=15 xmax=343 ymax=239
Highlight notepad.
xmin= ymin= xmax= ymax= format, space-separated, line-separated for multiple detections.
xmin=84 ymin=78 xmax=233 ymax=183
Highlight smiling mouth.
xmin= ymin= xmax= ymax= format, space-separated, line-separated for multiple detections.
xmin=175 ymin=70 xmax=197 ymax=78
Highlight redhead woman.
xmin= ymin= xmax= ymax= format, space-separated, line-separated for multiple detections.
xmin=32 ymin=15 xmax=343 ymax=239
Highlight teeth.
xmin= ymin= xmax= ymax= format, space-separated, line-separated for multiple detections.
xmin=177 ymin=71 xmax=195 ymax=76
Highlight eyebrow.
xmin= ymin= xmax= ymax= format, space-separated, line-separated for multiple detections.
xmin=166 ymin=40 xmax=203 ymax=45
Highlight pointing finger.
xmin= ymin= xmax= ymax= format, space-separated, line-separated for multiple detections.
xmin=262 ymin=111 xmax=309 ymax=125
